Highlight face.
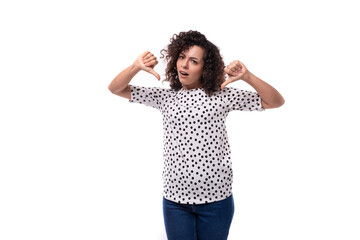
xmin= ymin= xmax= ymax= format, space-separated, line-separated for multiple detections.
xmin=176 ymin=45 xmax=205 ymax=90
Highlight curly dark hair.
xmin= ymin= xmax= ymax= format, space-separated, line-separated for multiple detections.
xmin=160 ymin=30 xmax=225 ymax=97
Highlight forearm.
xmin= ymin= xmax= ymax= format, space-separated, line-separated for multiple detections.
xmin=242 ymin=72 xmax=285 ymax=108
xmin=108 ymin=64 xmax=141 ymax=94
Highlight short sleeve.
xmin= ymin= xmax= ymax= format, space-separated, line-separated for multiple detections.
xmin=128 ymin=85 xmax=171 ymax=111
xmin=221 ymin=86 xmax=264 ymax=112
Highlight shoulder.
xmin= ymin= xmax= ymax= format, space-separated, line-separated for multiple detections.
xmin=130 ymin=85 xmax=174 ymax=94
xmin=218 ymin=86 xmax=260 ymax=97
xmin=130 ymin=85 xmax=176 ymax=101
xmin=215 ymin=86 xmax=245 ymax=98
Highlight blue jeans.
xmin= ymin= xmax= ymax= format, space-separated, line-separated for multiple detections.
xmin=163 ymin=194 xmax=234 ymax=240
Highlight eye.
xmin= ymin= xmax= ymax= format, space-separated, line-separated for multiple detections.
xmin=191 ymin=60 xmax=198 ymax=64
xmin=179 ymin=55 xmax=185 ymax=59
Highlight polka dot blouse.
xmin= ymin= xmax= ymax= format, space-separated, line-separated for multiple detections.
xmin=129 ymin=85 xmax=264 ymax=204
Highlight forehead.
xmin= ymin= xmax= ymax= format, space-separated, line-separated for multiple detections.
xmin=181 ymin=45 xmax=205 ymax=59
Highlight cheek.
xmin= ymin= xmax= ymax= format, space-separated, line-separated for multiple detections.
xmin=195 ymin=66 xmax=204 ymax=76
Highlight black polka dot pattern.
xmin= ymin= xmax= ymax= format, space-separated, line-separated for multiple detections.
xmin=129 ymin=85 xmax=264 ymax=204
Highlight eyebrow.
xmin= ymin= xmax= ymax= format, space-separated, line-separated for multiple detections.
xmin=180 ymin=52 xmax=200 ymax=61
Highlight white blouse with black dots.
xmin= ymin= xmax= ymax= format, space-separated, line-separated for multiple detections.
xmin=129 ymin=85 xmax=264 ymax=204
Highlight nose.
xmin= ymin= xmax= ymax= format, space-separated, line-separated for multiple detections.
xmin=182 ymin=59 xmax=189 ymax=69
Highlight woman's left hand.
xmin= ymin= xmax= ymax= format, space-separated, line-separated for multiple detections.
xmin=221 ymin=60 xmax=250 ymax=89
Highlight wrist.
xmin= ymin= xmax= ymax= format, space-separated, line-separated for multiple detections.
xmin=130 ymin=62 xmax=142 ymax=74
xmin=241 ymin=71 xmax=253 ymax=83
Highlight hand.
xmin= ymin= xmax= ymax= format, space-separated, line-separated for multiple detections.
xmin=134 ymin=51 xmax=160 ymax=80
xmin=221 ymin=60 xmax=250 ymax=89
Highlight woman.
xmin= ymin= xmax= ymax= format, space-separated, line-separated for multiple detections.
xmin=108 ymin=30 xmax=284 ymax=240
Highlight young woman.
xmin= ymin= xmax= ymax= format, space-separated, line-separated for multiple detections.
xmin=108 ymin=30 xmax=284 ymax=240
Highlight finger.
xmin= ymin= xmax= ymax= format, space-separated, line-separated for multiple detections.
xmin=144 ymin=59 xmax=158 ymax=67
xmin=225 ymin=64 xmax=235 ymax=72
xmin=230 ymin=61 xmax=241 ymax=68
xmin=224 ymin=66 xmax=231 ymax=75
xmin=226 ymin=66 xmax=238 ymax=75
xmin=230 ymin=67 xmax=238 ymax=73
xmin=139 ymin=51 xmax=150 ymax=65
xmin=148 ymin=69 xmax=160 ymax=80
xmin=141 ymin=51 xmax=150 ymax=59
xmin=233 ymin=65 xmax=243 ymax=74
xmin=227 ymin=62 xmax=239 ymax=73
xmin=221 ymin=80 xmax=230 ymax=90
xmin=237 ymin=61 xmax=246 ymax=71
xmin=237 ymin=60 xmax=244 ymax=66
xmin=143 ymin=52 xmax=154 ymax=61
xmin=144 ymin=56 xmax=157 ymax=65
xmin=230 ymin=61 xmax=238 ymax=68
xmin=233 ymin=61 xmax=242 ymax=70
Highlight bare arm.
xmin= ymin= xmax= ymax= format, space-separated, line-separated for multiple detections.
xmin=242 ymin=72 xmax=284 ymax=109
xmin=108 ymin=51 xmax=160 ymax=100
xmin=222 ymin=60 xmax=285 ymax=109
xmin=108 ymin=64 xmax=141 ymax=99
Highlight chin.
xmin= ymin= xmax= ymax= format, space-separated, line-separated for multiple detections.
xmin=179 ymin=79 xmax=188 ymax=85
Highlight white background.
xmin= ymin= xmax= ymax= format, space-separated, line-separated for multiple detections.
xmin=1 ymin=0 xmax=359 ymax=239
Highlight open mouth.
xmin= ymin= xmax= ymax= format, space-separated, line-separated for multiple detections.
xmin=179 ymin=71 xmax=189 ymax=77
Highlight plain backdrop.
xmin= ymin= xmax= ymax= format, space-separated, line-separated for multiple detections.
xmin=1 ymin=0 xmax=359 ymax=239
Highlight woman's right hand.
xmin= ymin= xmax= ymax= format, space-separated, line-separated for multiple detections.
xmin=134 ymin=51 xmax=161 ymax=80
